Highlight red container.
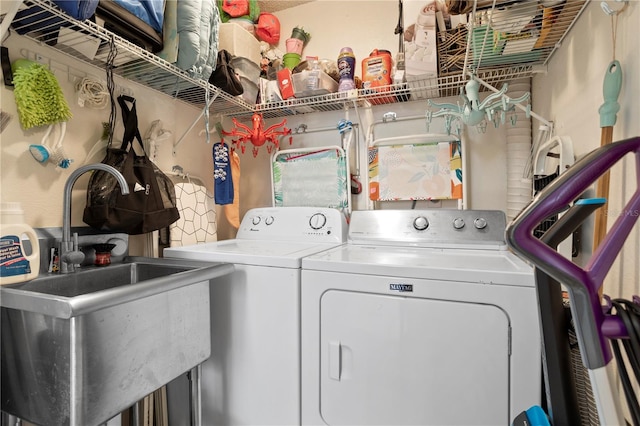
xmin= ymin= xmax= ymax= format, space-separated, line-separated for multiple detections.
xmin=277 ymin=68 xmax=295 ymax=100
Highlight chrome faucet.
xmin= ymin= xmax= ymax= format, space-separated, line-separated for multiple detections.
xmin=60 ymin=164 xmax=129 ymax=273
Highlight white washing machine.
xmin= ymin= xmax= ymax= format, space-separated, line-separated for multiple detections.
xmin=164 ymin=206 xmax=347 ymax=426
xmin=301 ymin=209 xmax=541 ymax=426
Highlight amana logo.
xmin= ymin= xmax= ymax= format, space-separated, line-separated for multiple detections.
xmin=389 ymin=283 xmax=413 ymax=292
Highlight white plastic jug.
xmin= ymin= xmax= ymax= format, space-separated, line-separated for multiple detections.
xmin=0 ymin=202 xmax=40 ymax=285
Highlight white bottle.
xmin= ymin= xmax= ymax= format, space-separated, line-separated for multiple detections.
xmin=0 ymin=202 xmax=40 ymax=285
xmin=411 ymin=0 xmax=438 ymax=77
xmin=413 ymin=1 xmax=437 ymax=48
xmin=306 ymin=60 xmax=320 ymax=92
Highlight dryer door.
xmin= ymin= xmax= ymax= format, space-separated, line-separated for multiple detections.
xmin=320 ymin=290 xmax=511 ymax=425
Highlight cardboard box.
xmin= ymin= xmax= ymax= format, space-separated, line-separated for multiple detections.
xmin=277 ymin=68 xmax=295 ymax=100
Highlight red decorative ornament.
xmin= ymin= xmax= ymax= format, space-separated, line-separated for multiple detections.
xmin=222 ymin=113 xmax=292 ymax=157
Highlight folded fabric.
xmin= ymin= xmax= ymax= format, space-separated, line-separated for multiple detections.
xmin=224 ymin=149 xmax=241 ymax=229
xmin=157 ymin=0 xmax=178 ymax=63
xmin=176 ymin=0 xmax=220 ymax=81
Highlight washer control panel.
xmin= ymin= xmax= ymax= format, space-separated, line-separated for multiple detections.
xmin=237 ymin=207 xmax=348 ymax=243
xmin=413 ymin=216 xmax=429 ymax=231
xmin=348 ymin=209 xmax=508 ymax=249
xmin=309 ymin=213 xmax=327 ymax=230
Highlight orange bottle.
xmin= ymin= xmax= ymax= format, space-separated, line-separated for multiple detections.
xmin=361 ymin=49 xmax=393 ymax=103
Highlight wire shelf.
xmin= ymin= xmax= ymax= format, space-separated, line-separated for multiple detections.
xmin=8 ymin=0 xmax=587 ymax=122
xmin=465 ymin=0 xmax=587 ymax=71
xmin=214 ymin=0 xmax=587 ymax=120
xmin=10 ymin=0 xmax=248 ymax=112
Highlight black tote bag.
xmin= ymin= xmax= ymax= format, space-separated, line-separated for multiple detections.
xmin=83 ymin=95 xmax=179 ymax=234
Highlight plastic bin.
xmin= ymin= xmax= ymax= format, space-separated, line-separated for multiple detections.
xmin=218 ymin=23 xmax=261 ymax=66
xmin=231 ymin=56 xmax=261 ymax=82
xmin=239 ymin=76 xmax=259 ymax=104
xmin=292 ymin=70 xmax=338 ymax=98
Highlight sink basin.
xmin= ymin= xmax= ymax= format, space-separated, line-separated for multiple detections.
xmin=1 ymin=256 xmax=234 ymax=426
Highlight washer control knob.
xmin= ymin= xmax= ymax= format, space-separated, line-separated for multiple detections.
xmin=309 ymin=213 xmax=327 ymax=230
xmin=265 ymin=216 xmax=274 ymax=225
xmin=474 ymin=217 xmax=488 ymax=229
xmin=252 ymin=216 xmax=261 ymax=226
xmin=453 ymin=217 xmax=465 ymax=229
xmin=413 ymin=216 xmax=429 ymax=231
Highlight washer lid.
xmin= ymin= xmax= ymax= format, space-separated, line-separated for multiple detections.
xmin=302 ymin=244 xmax=535 ymax=286
xmin=165 ymin=239 xmax=343 ymax=268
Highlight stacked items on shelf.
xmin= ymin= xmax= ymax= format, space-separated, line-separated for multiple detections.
xmin=215 ymin=0 xmax=282 ymax=104
xmin=434 ymin=0 xmax=588 ymax=77
xmin=6 ymin=0 xmax=588 ymax=119
xmin=271 ymin=26 xmax=341 ymax=103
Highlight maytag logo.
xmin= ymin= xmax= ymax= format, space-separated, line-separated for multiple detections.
xmin=389 ymin=283 xmax=413 ymax=292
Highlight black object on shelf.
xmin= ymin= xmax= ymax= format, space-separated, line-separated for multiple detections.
xmin=95 ymin=1 xmax=163 ymax=53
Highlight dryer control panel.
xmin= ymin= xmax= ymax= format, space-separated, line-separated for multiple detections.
xmin=348 ymin=209 xmax=507 ymax=249
xmin=237 ymin=207 xmax=348 ymax=243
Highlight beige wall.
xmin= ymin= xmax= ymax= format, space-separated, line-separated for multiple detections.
xmin=0 ymin=34 xmax=206 ymax=252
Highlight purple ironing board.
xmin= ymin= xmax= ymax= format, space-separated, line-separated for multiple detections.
xmin=507 ymin=136 xmax=640 ymax=370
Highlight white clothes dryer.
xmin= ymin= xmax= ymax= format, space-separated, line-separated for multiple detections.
xmin=164 ymin=207 xmax=348 ymax=426
xmin=301 ymin=209 xmax=541 ymax=426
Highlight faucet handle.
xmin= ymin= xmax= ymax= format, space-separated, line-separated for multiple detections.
xmin=61 ymin=232 xmax=85 ymax=272
xmin=70 ymin=232 xmax=85 ymax=265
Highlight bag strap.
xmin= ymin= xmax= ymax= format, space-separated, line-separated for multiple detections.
xmin=117 ymin=95 xmax=146 ymax=153
xmin=218 ymin=50 xmax=232 ymax=68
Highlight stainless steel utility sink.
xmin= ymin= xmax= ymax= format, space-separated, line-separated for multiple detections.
xmin=1 ymin=256 xmax=234 ymax=426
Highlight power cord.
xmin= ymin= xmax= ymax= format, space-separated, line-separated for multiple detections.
xmin=75 ymin=77 xmax=109 ymax=109
xmin=106 ymin=35 xmax=117 ymax=147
